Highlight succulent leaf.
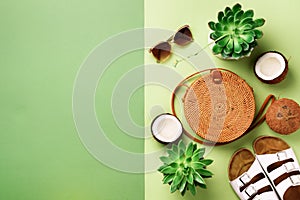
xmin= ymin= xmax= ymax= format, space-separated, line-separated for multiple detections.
xmin=239 ymin=24 xmax=252 ymax=30
xmin=221 ymin=15 xmax=228 ymax=24
xmin=199 ymin=159 xmax=214 ymax=166
xmin=187 ymin=170 xmax=194 ymax=184
xmin=226 ymin=39 xmax=234 ymax=50
xmin=222 ymin=51 xmax=230 ymax=58
xmin=241 ymin=41 xmax=250 ymax=51
xmin=232 ymin=52 xmax=241 ymax=59
xmin=239 ymin=17 xmax=253 ymax=26
xmin=209 ymin=33 xmax=217 ymax=40
xmin=193 ymin=170 xmax=206 ymax=184
xmin=187 ymin=183 xmax=196 ymax=195
xmin=163 ymin=173 xmax=175 ymax=184
xmin=158 ymin=140 xmax=213 ymax=196
xmin=217 ymin=35 xmax=230 ymax=47
xmin=233 ymin=37 xmax=242 ymax=54
xmin=215 ymin=23 xmax=224 ymax=31
xmin=191 ymin=148 xmax=204 ymax=161
xmin=212 ymin=44 xmax=223 ymax=54
xmin=160 ymin=166 xmax=178 ymax=174
xmin=245 ymin=30 xmax=255 ymax=37
xmin=178 ymin=140 xmax=186 ymax=151
xmin=234 ymin=10 xmax=244 ymax=22
xmin=227 ymin=15 xmax=234 ymax=24
xmin=193 ymin=144 xmax=197 ymax=151
xmin=160 ymin=156 xmax=172 ymax=164
xmin=167 ymin=149 xmax=178 ymax=160
xmin=179 ymin=149 xmax=185 ymax=160
xmin=172 ymin=144 xmax=179 ymax=154
xmin=179 ymin=176 xmax=187 ymax=193
xmin=242 ymin=10 xmax=254 ymax=19
xmin=253 ymin=29 xmax=263 ymax=39
xmin=210 ymin=31 xmax=223 ymax=40
xmin=240 ymin=34 xmax=254 ymax=43
xmin=198 ymin=184 xmax=207 ymax=189
xmin=217 ymin=11 xmax=224 ymax=22
xmin=232 ymin=3 xmax=242 ymax=13
xmin=185 ymin=142 xmax=194 ymax=157
xmin=192 ymin=162 xmax=206 ymax=169
xmin=226 ymin=10 xmax=233 ymax=19
xmin=224 ymin=47 xmax=232 ymax=55
xmin=170 ymin=182 xmax=178 ymax=193
xmin=170 ymin=162 xmax=179 ymax=168
xmin=158 ymin=164 xmax=168 ymax=172
xmin=194 ymin=147 xmax=205 ymax=156
xmin=224 ymin=7 xmax=231 ymax=15
xmin=172 ymin=171 xmax=184 ymax=187
xmin=198 ymin=168 xmax=214 ymax=177
xmin=208 ymin=21 xmax=216 ymax=30
xmin=253 ymin=18 xmax=265 ymax=27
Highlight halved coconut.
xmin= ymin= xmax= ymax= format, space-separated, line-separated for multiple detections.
xmin=151 ymin=113 xmax=183 ymax=144
xmin=254 ymin=51 xmax=288 ymax=84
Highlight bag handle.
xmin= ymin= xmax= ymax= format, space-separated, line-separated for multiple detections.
xmin=170 ymin=68 xmax=276 ymax=145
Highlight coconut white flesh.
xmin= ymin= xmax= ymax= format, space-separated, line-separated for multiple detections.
xmin=151 ymin=114 xmax=182 ymax=143
xmin=255 ymin=52 xmax=286 ymax=81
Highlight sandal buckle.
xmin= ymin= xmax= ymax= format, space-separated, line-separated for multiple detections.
xmin=277 ymin=151 xmax=287 ymax=161
xmin=240 ymin=173 xmax=251 ymax=184
xmin=290 ymin=175 xmax=300 ymax=186
xmin=245 ymin=185 xmax=257 ymax=197
xmin=284 ymin=162 xmax=296 ymax=172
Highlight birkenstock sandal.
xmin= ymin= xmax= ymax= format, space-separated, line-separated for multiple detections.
xmin=228 ymin=148 xmax=280 ymax=200
xmin=253 ymin=136 xmax=300 ymax=200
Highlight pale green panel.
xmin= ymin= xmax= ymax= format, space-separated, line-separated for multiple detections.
xmin=145 ymin=0 xmax=300 ymax=199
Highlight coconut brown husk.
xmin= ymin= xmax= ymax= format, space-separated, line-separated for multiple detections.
xmin=266 ymin=98 xmax=300 ymax=135
xmin=254 ymin=51 xmax=288 ymax=84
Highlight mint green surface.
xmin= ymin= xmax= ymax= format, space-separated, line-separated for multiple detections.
xmin=145 ymin=0 xmax=300 ymax=199
xmin=0 ymin=1 xmax=144 ymax=200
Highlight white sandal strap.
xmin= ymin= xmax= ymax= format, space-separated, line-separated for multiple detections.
xmin=274 ymin=172 xmax=300 ymax=197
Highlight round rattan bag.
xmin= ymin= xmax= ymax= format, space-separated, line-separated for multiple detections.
xmin=182 ymin=69 xmax=256 ymax=143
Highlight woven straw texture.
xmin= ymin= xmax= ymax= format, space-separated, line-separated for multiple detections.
xmin=183 ymin=70 xmax=255 ymax=143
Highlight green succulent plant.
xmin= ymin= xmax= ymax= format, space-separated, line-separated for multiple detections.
xmin=158 ymin=140 xmax=213 ymax=196
xmin=208 ymin=3 xmax=265 ymax=59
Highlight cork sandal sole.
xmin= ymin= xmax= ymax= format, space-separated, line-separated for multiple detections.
xmin=228 ymin=149 xmax=255 ymax=181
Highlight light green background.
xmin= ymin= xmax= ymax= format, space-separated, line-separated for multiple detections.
xmin=145 ymin=0 xmax=300 ymax=199
xmin=0 ymin=0 xmax=144 ymax=200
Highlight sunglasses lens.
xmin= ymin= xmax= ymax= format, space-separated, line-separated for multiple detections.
xmin=150 ymin=42 xmax=171 ymax=62
xmin=174 ymin=26 xmax=193 ymax=46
